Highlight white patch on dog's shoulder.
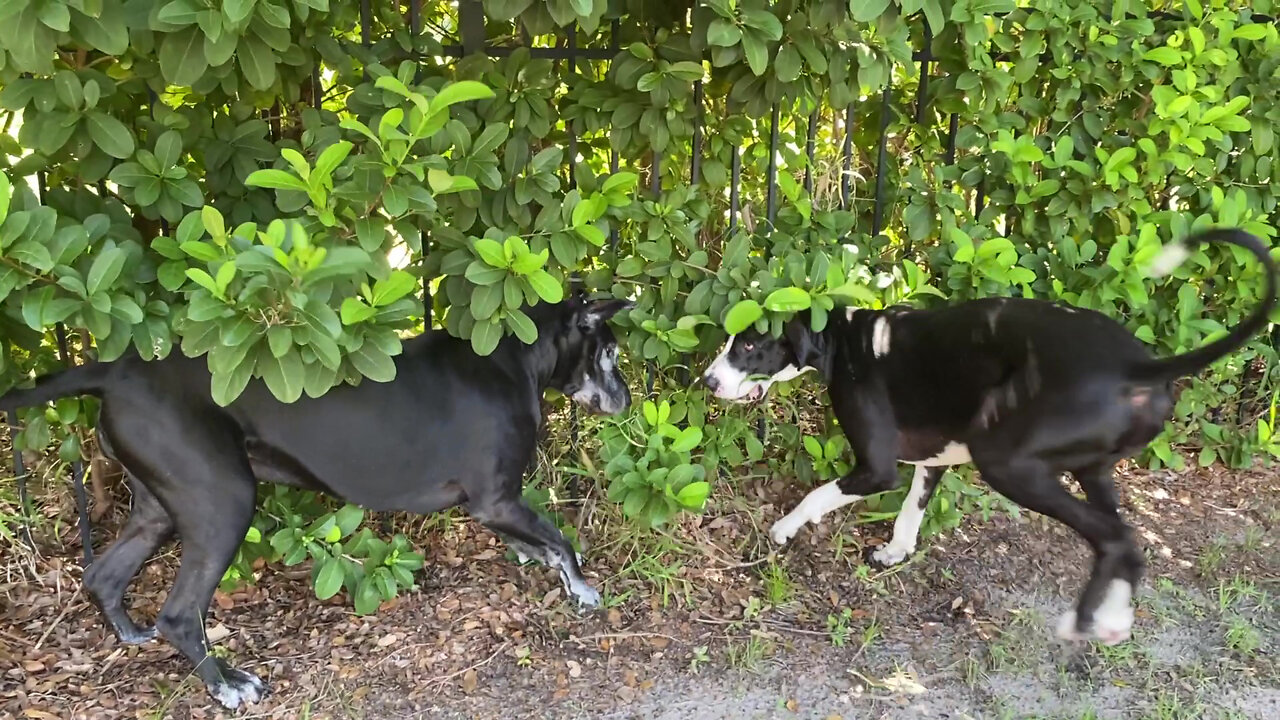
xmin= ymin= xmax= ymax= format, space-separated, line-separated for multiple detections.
xmin=914 ymin=442 xmax=971 ymax=467
xmin=845 ymin=306 xmax=859 ymax=320
xmin=871 ymin=317 xmax=891 ymax=358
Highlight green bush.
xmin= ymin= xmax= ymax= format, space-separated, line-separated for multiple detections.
xmin=2 ymin=0 xmax=1278 ymax=611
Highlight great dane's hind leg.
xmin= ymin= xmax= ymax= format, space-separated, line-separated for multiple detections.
xmin=979 ymin=457 xmax=1141 ymax=646
xmin=82 ymin=475 xmax=173 ymax=644
xmin=871 ymin=465 xmax=944 ymax=567
xmin=108 ymin=406 xmax=269 ymax=711
xmin=470 ymin=495 xmax=601 ymax=609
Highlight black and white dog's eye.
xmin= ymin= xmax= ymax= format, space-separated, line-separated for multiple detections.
xmin=742 ymin=342 xmax=754 ymax=352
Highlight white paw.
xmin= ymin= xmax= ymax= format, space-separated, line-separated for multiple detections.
xmin=770 ymin=515 xmax=805 ymax=545
xmin=1055 ymin=580 xmax=1134 ymax=646
xmin=515 ymin=550 xmax=531 ymax=564
xmin=210 ymin=668 xmax=268 ymax=709
xmin=571 ymin=583 xmax=602 ymax=609
xmin=871 ymin=543 xmax=912 ymax=567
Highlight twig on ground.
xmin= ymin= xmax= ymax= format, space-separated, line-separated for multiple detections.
xmin=423 ymin=641 xmax=510 ymax=691
xmin=33 ymin=585 xmax=81 ymax=650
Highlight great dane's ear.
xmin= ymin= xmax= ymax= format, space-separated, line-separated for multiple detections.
xmin=784 ymin=317 xmax=830 ymax=376
xmin=577 ymin=298 xmax=634 ymax=331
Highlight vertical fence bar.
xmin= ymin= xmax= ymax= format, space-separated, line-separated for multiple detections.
xmin=803 ymin=109 xmax=817 ymax=195
xmin=55 ymin=324 xmax=94 ymax=565
xmin=408 ymin=0 xmax=422 ymax=82
xmin=975 ymin=178 xmax=986 ymax=218
xmin=360 ymin=0 xmax=372 ymax=79
xmin=729 ymin=146 xmax=741 ymax=233
xmin=10 ymin=422 xmax=34 ymax=549
xmin=691 ymin=80 xmax=704 ymax=185
xmin=945 ymin=113 xmax=958 ymax=166
xmin=872 ymin=84 xmax=892 ymax=236
xmin=765 ymin=103 xmax=780 ymax=227
xmin=914 ymin=22 xmax=932 ymax=125
xmin=840 ymin=103 xmax=854 ymax=210
xmin=460 ymin=0 xmax=485 ymax=55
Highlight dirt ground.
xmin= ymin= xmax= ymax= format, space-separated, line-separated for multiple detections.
xmin=2 ymin=460 xmax=1277 ymax=720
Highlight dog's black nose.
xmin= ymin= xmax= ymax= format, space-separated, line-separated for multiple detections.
xmin=704 ymin=374 xmax=719 ymax=392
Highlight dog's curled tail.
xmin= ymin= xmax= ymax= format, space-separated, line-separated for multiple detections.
xmin=1132 ymin=227 xmax=1278 ymax=384
xmin=0 ymin=363 xmax=111 ymax=419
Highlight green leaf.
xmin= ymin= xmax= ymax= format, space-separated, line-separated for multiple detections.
xmin=314 ymin=141 xmax=353 ymax=181
xmin=87 ymin=247 xmax=127 ymax=295
xmin=851 ymin=0 xmax=891 ymax=21
xmin=349 ymin=343 xmax=397 ymax=382
xmin=474 ymin=237 xmax=508 ymax=268
xmin=525 ymin=270 xmax=563 ymax=303
xmin=340 ymin=298 xmax=377 ymax=325
xmin=239 ymin=35 xmax=277 ymax=90
xmin=84 ymin=112 xmax=135 ymax=159
xmin=159 ymin=28 xmax=208 ymax=86
xmin=470 ymin=318 xmax=502 ymax=355
xmin=670 ymin=426 xmax=703 ymax=453
xmin=675 ymin=481 xmax=711 ymax=510
xmin=740 ymin=32 xmax=768 ymax=76
xmin=775 ymin=45 xmax=803 ymax=82
xmin=246 ymin=169 xmax=309 ymax=192
xmin=506 ymin=308 xmax=538 ymax=344
xmin=707 ymin=18 xmax=742 ymax=46
xmin=430 ymin=81 xmax=495 ymax=113
xmin=262 ymin=351 xmax=305 ymax=403
xmin=1143 ymin=46 xmax=1182 ymax=66
xmin=370 ymin=270 xmax=417 ymax=307
xmin=764 ymin=287 xmax=811 ymax=313
xmin=0 ymin=172 xmax=11 ymax=225
xmin=724 ymin=299 xmax=763 ymax=334
xmin=313 ymin=558 xmax=345 ymax=600
xmin=740 ymin=9 xmax=782 ymax=40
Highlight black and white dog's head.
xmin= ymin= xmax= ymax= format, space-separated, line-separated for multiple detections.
xmin=702 ymin=318 xmax=828 ymax=403
xmin=552 ymin=297 xmax=634 ymax=415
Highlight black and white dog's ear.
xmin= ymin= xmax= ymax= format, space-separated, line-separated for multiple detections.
xmin=577 ymin=298 xmax=634 ymax=331
xmin=784 ymin=317 xmax=829 ymax=374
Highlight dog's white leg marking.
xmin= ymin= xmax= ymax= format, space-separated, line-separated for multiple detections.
xmin=872 ymin=465 xmax=931 ymax=566
xmin=871 ymin=317 xmax=891 ymax=358
xmin=770 ymin=481 xmax=862 ymax=545
xmin=547 ymin=549 xmax=601 ymax=608
xmin=210 ymin=668 xmax=268 ymax=710
xmin=1056 ymin=579 xmax=1133 ymax=646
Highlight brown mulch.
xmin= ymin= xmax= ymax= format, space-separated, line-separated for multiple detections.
xmin=2 ymin=458 xmax=1277 ymax=719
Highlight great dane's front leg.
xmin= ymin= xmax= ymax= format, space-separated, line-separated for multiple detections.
xmin=871 ymin=465 xmax=945 ymax=567
xmin=771 ymin=380 xmax=900 ymax=545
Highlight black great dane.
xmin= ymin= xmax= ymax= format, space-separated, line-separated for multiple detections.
xmin=0 ymin=295 xmax=632 ymax=709
xmin=703 ymin=228 xmax=1276 ymax=647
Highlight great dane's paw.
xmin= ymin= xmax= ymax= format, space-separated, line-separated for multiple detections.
xmin=209 ymin=666 xmax=268 ymax=710
xmin=1055 ymin=580 xmax=1134 ymax=646
xmin=117 ymin=624 xmax=159 ymax=645
xmin=870 ymin=543 xmax=913 ymax=567
xmin=769 ymin=516 xmax=804 ymax=545
xmin=571 ymin=584 xmax=602 ymax=610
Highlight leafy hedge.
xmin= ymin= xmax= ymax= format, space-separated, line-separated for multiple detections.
xmin=2 ymin=0 xmax=1279 ymax=611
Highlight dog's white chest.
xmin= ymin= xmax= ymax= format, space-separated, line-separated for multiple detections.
xmin=910 ymin=441 xmax=972 ymax=467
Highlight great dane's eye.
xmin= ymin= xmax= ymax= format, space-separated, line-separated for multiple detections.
xmin=742 ymin=342 xmax=754 ymax=352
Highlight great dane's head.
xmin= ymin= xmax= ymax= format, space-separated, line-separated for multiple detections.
xmin=552 ymin=296 xmax=634 ymax=415
xmin=702 ymin=317 xmax=828 ymax=403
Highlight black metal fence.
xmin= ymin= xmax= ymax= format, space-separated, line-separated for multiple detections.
xmin=6 ymin=3 xmax=1272 ymax=566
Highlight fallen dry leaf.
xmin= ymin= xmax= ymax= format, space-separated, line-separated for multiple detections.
xmin=461 ymin=669 xmax=478 ymax=693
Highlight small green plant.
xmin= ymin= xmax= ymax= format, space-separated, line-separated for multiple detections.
xmin=688 ymin=645 xmax=710 ymax=674
xmin=725 ymin=632 xmax=774 ymax=673
xmin=760 ymin=560 xmax=794 ymax=606
xmin=222 ymin=486 xmax=424 ymax=615
xmin=1222 ymin=614 xmax=1261 ymax=657
xmin=827 ymin=607 xmax=854 ymax=647
xmin=601 ymin=399 xmax=712 ymax=527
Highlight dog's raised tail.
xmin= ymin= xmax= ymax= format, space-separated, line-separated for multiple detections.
xmin=1131 ymin=228 xmax=1277 ymax=384
xmin=0 ymin=363 xmax=111 ymax=419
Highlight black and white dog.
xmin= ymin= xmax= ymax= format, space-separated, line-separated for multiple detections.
xmin=703 ymin=228 xmax=1276 ymax=646
xmin=0 ymin=295 xmax=632 ymax=710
